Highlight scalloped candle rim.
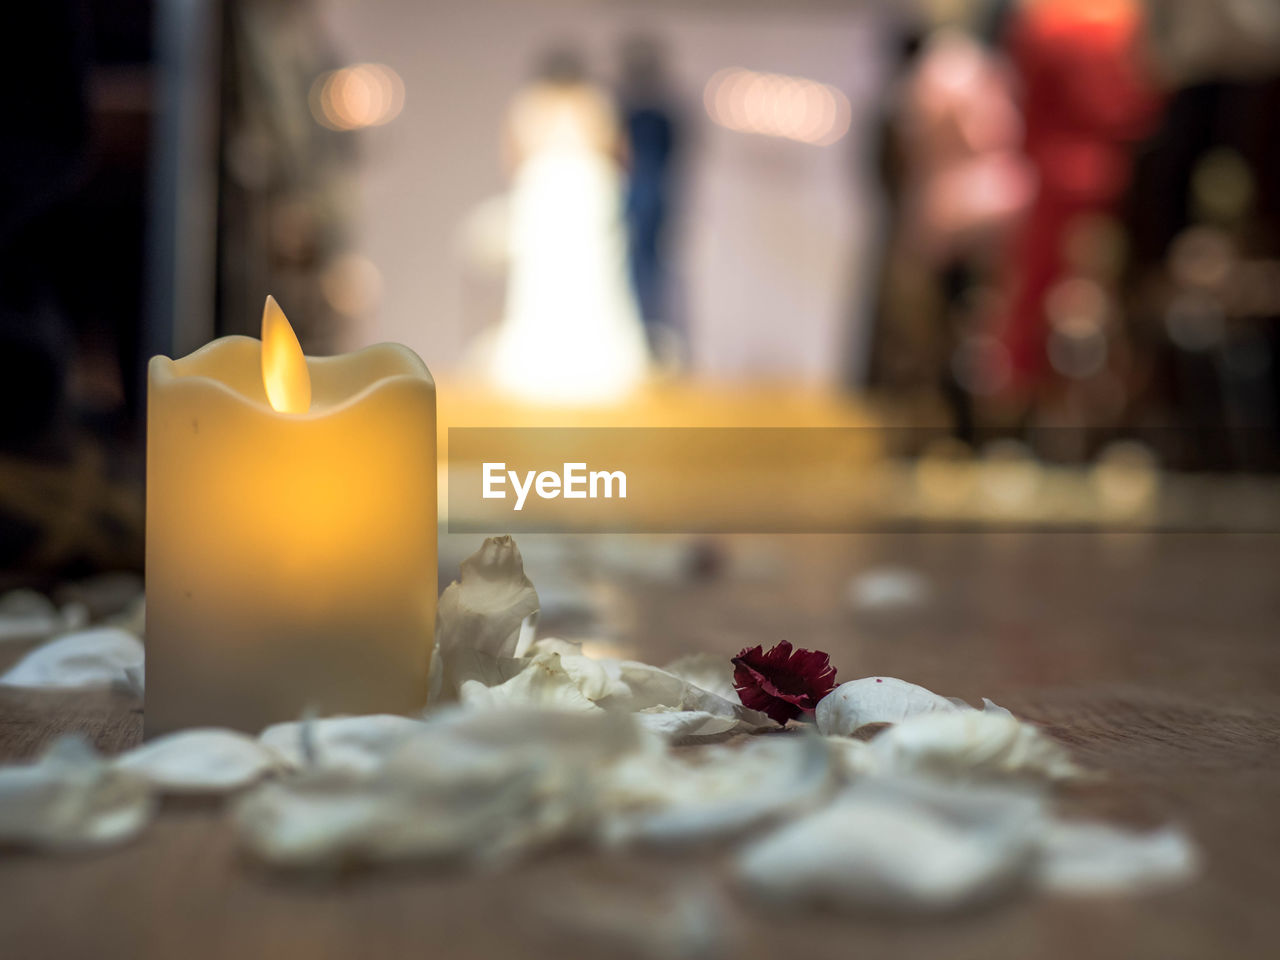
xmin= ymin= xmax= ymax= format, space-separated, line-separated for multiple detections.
xmin=150 ymin=336 xmax=433 ymax=418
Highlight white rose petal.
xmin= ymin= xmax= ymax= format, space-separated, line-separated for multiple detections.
xmin=236 ymin=709 xmax=636 ymax=867
xmin=259 ymin=714 xmax=428 ymax=775
xmin=531 ymin=638 xmax=627 ymax=702
xmin=1036 ymin=820 xmax=1198 ymax=894
xmin=0 ymin=589 xmax=75 ymax=646
xmin=431 ymin=536 xmax=540 ymax=702
xmin=602 ymin=661 xmax=769 ymax=734
xmin=599 ymin=733 xmax=834 ymax=846
xmin=736 ymin=777 xmax=1042 ymax=913
xmin=0 ymin=628 xmax=144 ymax=691
xmin=816 ymin=677 xmax=958 ymax=736
xmin=0 ymin=737 xmax=155 ymax=851
xmin=634 ymin=708 xmax=745 ymax=742
xmin=459 ymin=651 xmax=602 ymax=713
xmin=824 ymin=735 xmax=878 ymax=779
xmin=661 ymin=653 xmax=739 ymax=702
xmin=869 ymin=709 xmax=1082 ymax=781
xmin=116 ymin=729 xmax=283 ymax=793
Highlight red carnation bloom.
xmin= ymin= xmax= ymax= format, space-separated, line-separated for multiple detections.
xmin=731 ymin=641 xmax=838 ymax=725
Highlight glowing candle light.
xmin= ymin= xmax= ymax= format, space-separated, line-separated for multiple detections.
xmin=146 ymin=297 xmax=437 ymax=736
xmin=261 ymin=295 xmax=311 ymax=414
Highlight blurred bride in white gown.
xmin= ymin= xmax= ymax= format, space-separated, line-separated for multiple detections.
xmin=483 ymin=53 xmax=650 ymax=404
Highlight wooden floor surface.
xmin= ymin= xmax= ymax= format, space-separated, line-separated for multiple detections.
xmin=1 ymin=532 xmax=1278 ymax=959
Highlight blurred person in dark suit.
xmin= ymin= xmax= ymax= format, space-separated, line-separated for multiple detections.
xmin=617 ymin=36 xmax=681 ymax=361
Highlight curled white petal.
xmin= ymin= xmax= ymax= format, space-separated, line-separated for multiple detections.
xmin=1036 ymin=820 xmax=1198 ymax=894
xmin=598 ymin=733 xmax=834 ymax=846
xmin=869 ymin=710 xmax=1082 ymax=781
xmin=457 ymin=640 xmax=767 ymax=740
xmin=661 ymin=653 xmax=738 ymax=702
xmin=0 ymin=589 xmax=79 ymax=646
xmin=460 ymin=651 xmax=602 ymax=713
xmin=824 ymin=735 xmax=878 ymax=779
xmin=259 ymin=714 xmax=428 ymax=775
xmin=979 ymin=697 xmax=1014 ymax=718
xmin=106 ymin=596 xmax=146 ymax=639
xmin=236 ymin=709 xmax=636 ymax=867
xmin=0 ymin=628 xmax=144 ymax=690
xmin=0 ymin=737 xmax=155 ymax=851
xmin=116 ymin=729 xmax=283 ymax=793
xmin=530 ymin=638 xmax=626 ymax=702
xmin=432 ymin=536 xmax=540 ymax=701
xmin=602 ymin=661 xmax=769 ymax=733
xmin=735 ymin=777 xmax=1041 ymax=913
xmin=635 ymin=708 xmax=745 ymax=742
xmin=816 ymin=677 xmax=958 ymax=736
xmin=122 ymin=663 xmax=145 ymax=697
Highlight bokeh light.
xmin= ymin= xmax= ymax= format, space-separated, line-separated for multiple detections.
xmin=309 ymin=63 xmax=405 ymax=131
xmin=703 ymin=67 xmax=851 ymax=146
xmin=1091 ymin=441 xmax=1159 ymax=517
xmin=1046 ymin=277 xmax=1109 ymax=379
xmin=320 ymin=253 xmax=384 ymax=320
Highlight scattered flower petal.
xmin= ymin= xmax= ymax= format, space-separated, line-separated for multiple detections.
xmin=735 ymin=777 xmax=1041 ymax=913
xmin=662 ymin=653 xmax=738 ymax=702
xmin=531 ymin=638 xmax=627 ymax=701
xmin=432 ymin=536 xmax=540 ymax=702
xmin=0 ymin=628 xmax=144 ymax=690
xmin=106 ymin=596 xmax=146 ymax=639
xmin=815 ymin=677 xmax=957 ymax=736
xmin=116 ymin=729 xmax=283 ymax=793
xmin=599 ymin=733 xmax=834 ymax=847
xmin=122 ymin=663 xmax=145 ymax=697
xmin=824 ymin=736 xmax=878 ymax=779
xmin=450 ymin=632 xmax=766 ymax=739
xmin=460 ymin=651 xmax=602 ymax=713
xmin=634 ymin=708 xmax=746 ymax=742
xmin=978 ymin=697 xmax=1014 ymax=719
xmin=869 ymin=710 xmax=1082 ymax=781
xmin=259 ymin=714 xmax=428 ymax=775
xmin=0 ymin=737 xmax=155 ymax=851
xmin=1036 ymin=820 xmax=1198 ymax=894
xmin=607 ymin=661 xmax=771 ymax=734
xmin=236 ymin=709 xmax=636 ymax=867
xmin=0 ymin=535 xmax=1199 ymax=910
xmin=0 ymin=589 xmax=88 ymax=646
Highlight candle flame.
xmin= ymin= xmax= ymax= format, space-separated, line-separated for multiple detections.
xmin=261 ymin=295 xmax=312 ymax=414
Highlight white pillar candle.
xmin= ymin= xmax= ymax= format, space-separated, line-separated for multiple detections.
xmin=146 ymin=297 xmax=436 ymax=736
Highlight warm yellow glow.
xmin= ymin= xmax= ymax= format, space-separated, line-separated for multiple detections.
xmin=704 ymin=67 xmax=850 ymax=146
xmin=261 ymin=295 xmax=311 ymax=414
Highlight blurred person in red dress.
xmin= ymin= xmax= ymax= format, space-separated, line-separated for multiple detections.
xmin=990 ymin=0 xmax=1165 ymax=416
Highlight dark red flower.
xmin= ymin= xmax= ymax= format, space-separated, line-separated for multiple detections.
xmin=731 ymin=641 xmax=838 ymax=725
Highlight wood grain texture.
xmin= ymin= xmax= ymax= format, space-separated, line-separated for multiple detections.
xmin=1 ymin=532 xmax=1278 ymax=959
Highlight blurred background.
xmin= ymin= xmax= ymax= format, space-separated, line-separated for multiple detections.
xmin=5 ymin=0 xmax=1280 ymax=583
